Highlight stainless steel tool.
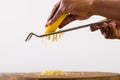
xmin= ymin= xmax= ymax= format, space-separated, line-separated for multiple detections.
xmin=25 ymin=19 xmax=112 ymax=42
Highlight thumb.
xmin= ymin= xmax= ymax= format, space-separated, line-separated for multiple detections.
xmin=90 ymin=25 xmax=100 ymax=32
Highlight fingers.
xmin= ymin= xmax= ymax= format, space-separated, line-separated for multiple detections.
xmin=59 ymin=14 xmax=78 ymax=28
xmin=91 ymin=20 xmax=120 ymax=39
xmin=59 ymin=14 xmax=92 ymax=29
xmin=90 ymin=19 xmax=108 ymax=32
xmin=99 ymin=23 xmax=113 ymax=39
xmin=46 ymin=1 xmax=67 ymax=26
xmin=47 ymin=1 xmax=60 ymax=22
xmin=90 ymin=25 xmax=100 ymax=32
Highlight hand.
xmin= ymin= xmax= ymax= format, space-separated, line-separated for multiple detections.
xmin=46 ymin=0 xmax=94 ymax=28
xmin=90 ymin=20 xmax=120 ymax=39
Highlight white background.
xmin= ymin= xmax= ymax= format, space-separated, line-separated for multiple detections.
xmin=0 ymin=0 xmax=120 ymax=73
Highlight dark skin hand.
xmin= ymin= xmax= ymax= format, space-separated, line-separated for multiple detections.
xmin=90 ymin=20 xmax=120 ymax=39
xmin=46 ymin=0 xmax=120 ymax=39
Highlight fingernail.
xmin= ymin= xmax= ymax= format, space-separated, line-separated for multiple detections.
xmin=45 ymin=22 xmax=50 ymax=27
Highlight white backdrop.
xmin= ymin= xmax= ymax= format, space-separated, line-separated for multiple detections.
xmin=0 ymin=0 xmax=120 ymax=73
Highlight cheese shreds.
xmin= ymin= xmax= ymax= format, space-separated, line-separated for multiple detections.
xmin=44 ymin=13 xmax=68 ymax=41
xmin=41 ymin=70 xmax=65 ymax=76
xmin=42 ymin=32 xmax=64 ymax=42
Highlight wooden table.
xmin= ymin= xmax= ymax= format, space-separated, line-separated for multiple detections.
xmin=0 ymin=72 xmax=120 ymax=80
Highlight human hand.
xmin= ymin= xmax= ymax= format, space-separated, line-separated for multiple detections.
xmin=46 ymin=0 xmax=94 ymax=28
xmin=90 ymin=20 xmax=120 ymax=39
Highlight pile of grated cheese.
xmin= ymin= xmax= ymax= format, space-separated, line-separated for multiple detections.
xmin=41 ymin=70 xmax=65 ymax=76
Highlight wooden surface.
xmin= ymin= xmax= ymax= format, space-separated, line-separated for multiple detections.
xmin=0 ymin=72 xmax=120 ymax=80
